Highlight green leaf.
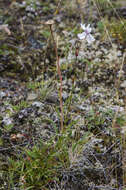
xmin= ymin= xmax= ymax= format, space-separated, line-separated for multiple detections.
xmin=25 ymin=186 xmax=34 ymax=190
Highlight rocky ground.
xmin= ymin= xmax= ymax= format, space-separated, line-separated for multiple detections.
xmin=0 ymin=0 xmax=126 ymax=189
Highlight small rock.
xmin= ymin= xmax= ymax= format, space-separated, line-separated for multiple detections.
xmin=46 ymin=93 xmax=59 ymax=104
xmin=74 ymin=87 xmax=80 ymax=93
xmin=26 ymin=6 xmax=35 ymax=13
xmin=121 ymin=80 xmax=126 ymax=88
xmin=94 ymin=58 xmax=101 ymax=62
xmin=117 ymin=51 xmax=122 ymax=57
xmin=0 ymin=91 xmax=6 ymax=98
xmin=59 ymin=22 xmax=65 ymax=29
xmin=95 ymin=51 xmax=102 ymax=57
xmin=18 ymin=108 xmax=32 ymax=119
xmin=2 ymin=116 xmax=13 ymax=126
xmin=62 ymin=92 xmax=68 ymax=100
xmin=32 ymin=101 xmax=43 ymax=108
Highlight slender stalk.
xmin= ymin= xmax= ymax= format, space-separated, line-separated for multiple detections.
xmin=49 ymin=24 xmax=64 ymax=132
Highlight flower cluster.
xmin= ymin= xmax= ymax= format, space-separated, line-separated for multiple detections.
xmin=78 ymin=23 xmax=95 ymax=44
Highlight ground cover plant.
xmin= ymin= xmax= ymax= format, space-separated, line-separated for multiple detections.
xmin=0 ymin=0 xmax=126 ymax=189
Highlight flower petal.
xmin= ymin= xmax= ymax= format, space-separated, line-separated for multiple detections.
xmin=86 ymin=24 xmax=92 ymax=33
xmin=77 ymin=32 xmax=86 ymax=40
xmin=81 ymin=24 xmax=86 ymax=30
xmin=86 ymin=34 xmax=95 ymax=44
xmin=87 ymin=27 xmax=91 ymax=33
xmin=87 ymin=24 xmax=90 ymax=29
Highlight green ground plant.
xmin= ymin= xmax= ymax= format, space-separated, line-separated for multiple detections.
xmin=94 ymin=0 xmax=117 ymax=11
xmin=7 ymin=128 xmax=90 ymax=190
xmin=12 ymin=100 xmax=30 ymax=112
xmin=1 ymin=0 xmax=126 ymax=189
xmin=27 ymin=78 xmax=55 ymax=101
xmin=106 ymin=19 xmax=126 ymax=45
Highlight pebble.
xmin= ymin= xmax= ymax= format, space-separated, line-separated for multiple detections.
xmin=2 ymin=116 xmax=13 ymax=126
xmin=32 ymin=101 xmax=43 ymax=108
xmin=0 ymin=91 xmax=6 ymax=98
xmin=121 ymin=80 xmax=126 ymax=88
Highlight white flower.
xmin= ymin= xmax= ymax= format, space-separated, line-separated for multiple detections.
xmin=77 ymin=24 xmax=95 ymax=44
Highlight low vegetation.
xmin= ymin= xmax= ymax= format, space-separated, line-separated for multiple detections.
xmin=0 ymin=0 xmax=126 ymax=189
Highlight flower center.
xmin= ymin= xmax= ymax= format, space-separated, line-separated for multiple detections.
xmin=85 ymin=29 xmax=89 ymax=35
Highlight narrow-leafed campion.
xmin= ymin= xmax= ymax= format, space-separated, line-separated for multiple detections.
xmin=78 ymin=24 xmax=95 ymax=44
